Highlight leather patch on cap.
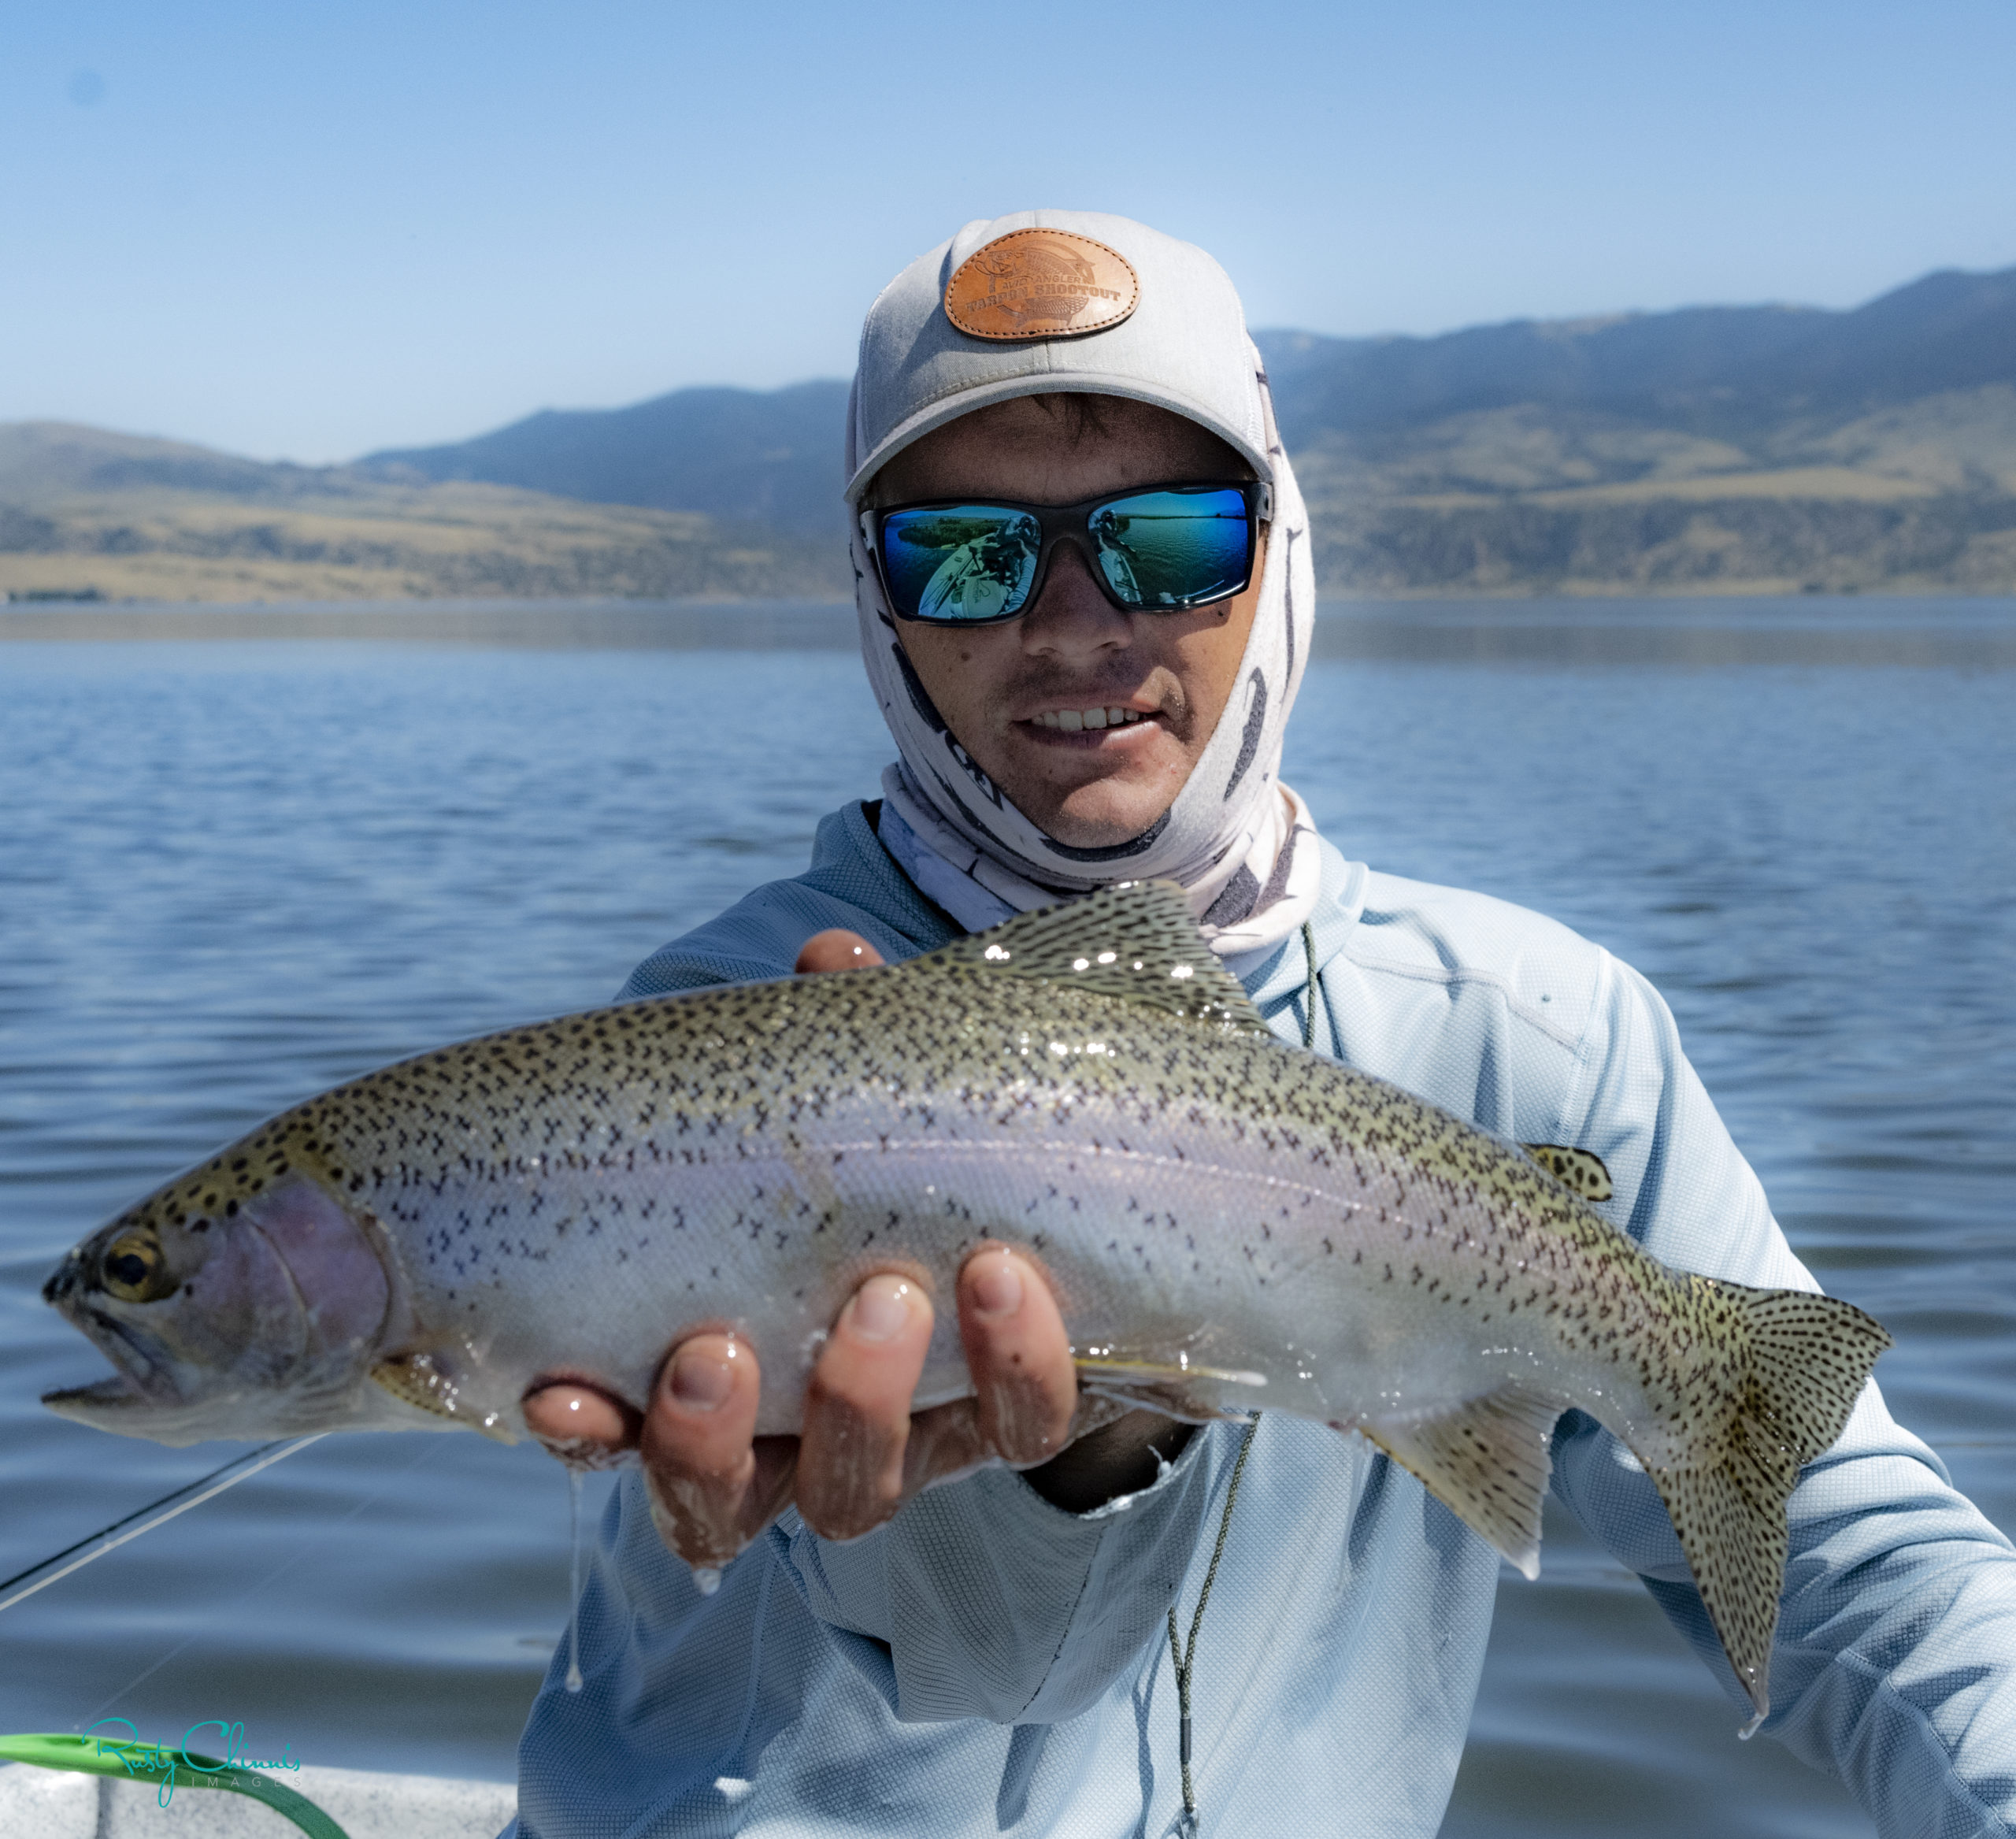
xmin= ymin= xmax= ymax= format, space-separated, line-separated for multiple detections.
xmin=944 ymin=229 xmax=1139 ymax=342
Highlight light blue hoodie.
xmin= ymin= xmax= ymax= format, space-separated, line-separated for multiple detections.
xmin=508 ymin=799 xmax=2016 ymax=1839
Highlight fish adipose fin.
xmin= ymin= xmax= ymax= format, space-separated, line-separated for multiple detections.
xmin=1361 ymin=1384 xmax=1568 ymax=1581
xmin=1644 ymin=1280 xmax=1892 ymax=1720
xmin=930 ymin=881 xmax=1269 ymax=1033
xmin=1521 ymin=1143 xmax=1614 ymax=1201
xmin=1073 ymin=1352 xmax=1266 ymax=1422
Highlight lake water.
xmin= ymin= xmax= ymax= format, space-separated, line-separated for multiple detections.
xmin=2 ymin=597 xmax=2011 ymax=1835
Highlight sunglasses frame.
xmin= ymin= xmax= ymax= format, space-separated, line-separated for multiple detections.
xmin=861 ymin=478 xmax=1273 ymax=627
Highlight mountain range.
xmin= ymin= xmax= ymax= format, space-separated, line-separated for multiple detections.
xmin=1262 ymin=265 xmax=2016 ymax=441
xmin=364 ymin=380 xmax=851 ymax=542
xmin=8 ymin=262 xmax=2015 ymax=602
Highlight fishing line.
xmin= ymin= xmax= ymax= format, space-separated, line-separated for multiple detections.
xmin=565 ymin=1466 xmax=587 ymax=1693
xmin=1166 ymin=1411 xmax=1262 ymax=1839
xmin=0 ymin=1435 xmax=325 ymax=1618
xmin=72 ymin=1436 xmax=442 ymax=1732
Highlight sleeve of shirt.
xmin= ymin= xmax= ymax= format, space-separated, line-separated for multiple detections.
xmin=1547 ymin=955 xmax=2016 ymax=1838
xmin=776 ymin=1422 xmax=1232 ymax=1726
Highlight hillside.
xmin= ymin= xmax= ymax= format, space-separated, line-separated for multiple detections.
xmin=1280 ymin=386 xmax=2016 ymax=594
xmin=9 ymin=262 xmax=2016 ymax=600
xmin=0 ymin=424 xmax=847 ymax=602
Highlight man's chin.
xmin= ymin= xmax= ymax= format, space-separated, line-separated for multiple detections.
xmin=1019 ymin=784 xmax=1179 ymax=853
xmin=982 ymin=729 xmax=1191 ymax=851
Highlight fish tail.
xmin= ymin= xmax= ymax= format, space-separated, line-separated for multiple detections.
xmin=1643 ymin=1281 xmax=1892 ymax=1720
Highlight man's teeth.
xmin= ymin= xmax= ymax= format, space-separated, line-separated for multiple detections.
xmin=1033 ymin=707 xmax=1146 ymax=732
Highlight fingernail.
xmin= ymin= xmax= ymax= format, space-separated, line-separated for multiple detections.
xmin=970 ymin=1255 xmax=1022 ymax=1318
xmin=848 ymin=1276 xmax=914 ymax=1344
xmin=669 ymin=1345 xmax=734 ymax=1411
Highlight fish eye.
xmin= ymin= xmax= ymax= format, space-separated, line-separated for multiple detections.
xmin=101 ymin=1231 xmax=172 ymax=1303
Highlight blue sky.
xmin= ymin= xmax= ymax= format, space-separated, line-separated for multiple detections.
xmin=9 ymin=0 xmax=2015 ymax=463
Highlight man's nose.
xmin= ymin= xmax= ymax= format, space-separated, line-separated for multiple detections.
xmin=1018 ymin=543 xmax=1129 ymax=658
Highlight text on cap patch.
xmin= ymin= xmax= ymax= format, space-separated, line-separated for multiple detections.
xmin=944 ymin=230 xmax=1140 ymax=342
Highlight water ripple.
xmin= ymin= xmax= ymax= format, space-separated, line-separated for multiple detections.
xmin=1 ymin=613 xmax=2009 ymax=1827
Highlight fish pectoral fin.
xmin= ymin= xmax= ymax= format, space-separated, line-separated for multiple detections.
xmin=1073 ymin=1354 xmax=1266 ymax=1424
xmin=370 ymin=1353 xmax=517 ymax=1444
xmin=928 ymin=881 xmax=1269 ymax=1033
xmin=371 ymin=1354 xmax=456 ymax=1418
xmin=1521 ymin=1143 xmax=1614 ymax=1201
xmin=1360 ymin=1385 xmax=1569 ymax=1581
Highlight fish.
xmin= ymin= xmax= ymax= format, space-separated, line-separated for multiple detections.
xmin=41 ymin=880 xmax=1890 ymax=1718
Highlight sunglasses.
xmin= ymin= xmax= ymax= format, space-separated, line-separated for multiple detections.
xmin=862 ymin=480 xmax=1272 ymax=626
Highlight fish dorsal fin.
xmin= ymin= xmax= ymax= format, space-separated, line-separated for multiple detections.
xmin=931 ymin=881 xmax=1268 ymax=1032
xmin=1360 ymin=1384 xmax=1569 ymax=1581
xmin=1521 ymin=1143 xmax=1614 ymax=1201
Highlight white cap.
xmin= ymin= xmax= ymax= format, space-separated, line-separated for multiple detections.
xmin=845 ymin=209 xmax=1274 ymax=505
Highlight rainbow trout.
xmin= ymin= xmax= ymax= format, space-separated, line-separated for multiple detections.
xmin=43 ymin=882 xmax=1888 ymax=1716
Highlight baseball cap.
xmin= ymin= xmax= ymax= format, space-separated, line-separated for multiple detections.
xmin=845 ymin=209 xmax=1275 ymax=506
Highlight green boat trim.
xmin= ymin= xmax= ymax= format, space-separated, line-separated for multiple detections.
xmin=0 ymin=1732 xmax=349 ymax=1837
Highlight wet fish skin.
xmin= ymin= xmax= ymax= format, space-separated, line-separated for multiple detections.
xmin=42 ymin=882 xmax=1890 ymax=1717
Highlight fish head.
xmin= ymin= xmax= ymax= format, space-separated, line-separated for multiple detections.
xmin=42 ymin=1163 xmax=394 ymax=1446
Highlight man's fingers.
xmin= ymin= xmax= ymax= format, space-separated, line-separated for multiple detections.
xmin=796 ymin=930 xmax=885 ymax=974
xmin=651 ymin=1335 xmax=761 ymax=1474
xmin=796 ymin=1274 xmax=933 ymax=1540
xmin=894 ymin=1251 xmax=1090 ymax=1503
xmin=900 ymin=1398 xmax=993 ymax=1497
xmin=539 ymin=1246 xmax=1072 ymax=1567
xmin=742 ymin=1435 xmax=801 ymax=1545
xmin=522 ymin=1381 xmax=639 ymax=1464
xmin=639 ymin=1333 xmax=767 ymax=1570
xmin=958 ymin=1246 xmax=1078 ymax=1466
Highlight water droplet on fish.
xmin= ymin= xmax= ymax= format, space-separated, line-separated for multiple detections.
xmin=564 ymin=1466 xmax=585 ymax=1693
xmin=691 ymin=1565 xmax=722 ymax=1596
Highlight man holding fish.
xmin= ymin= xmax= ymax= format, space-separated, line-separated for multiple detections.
xmin=501 ymin=214 xmax=2016 ymax=1837
xmin=40 ymin=211 xmax=2016 ymax=1837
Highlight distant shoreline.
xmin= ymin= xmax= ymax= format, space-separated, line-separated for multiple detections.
xmin=0 ymin=598 xmax=865 ymax=649
xmin=5 ymin=595 xmax=2011 ymax=668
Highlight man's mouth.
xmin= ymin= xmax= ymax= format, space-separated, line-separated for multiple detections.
xmin=1024 ymin=705 xmax=1155 ymax=735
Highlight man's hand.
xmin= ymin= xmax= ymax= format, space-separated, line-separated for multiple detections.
xmin=521 ymin=929 xmax=1106 ymax=1571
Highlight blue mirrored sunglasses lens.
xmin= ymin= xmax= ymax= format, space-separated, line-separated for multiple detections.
xmin=880 ymin=506 xmax=1041 ymax=622
xmin=1089 ymin=488 xmax=1252 ymax=609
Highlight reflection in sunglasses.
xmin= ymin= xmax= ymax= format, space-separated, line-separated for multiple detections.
xmin=877 ymin=483 xmax=1259 ymax=624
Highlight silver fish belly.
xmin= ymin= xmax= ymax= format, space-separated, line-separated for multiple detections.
xmin=43 ymin=881 xmax=1889 ymax=1716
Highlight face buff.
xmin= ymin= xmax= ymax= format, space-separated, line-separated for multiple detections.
xmin=850 ymin=349 xmax=1321 ymax=962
